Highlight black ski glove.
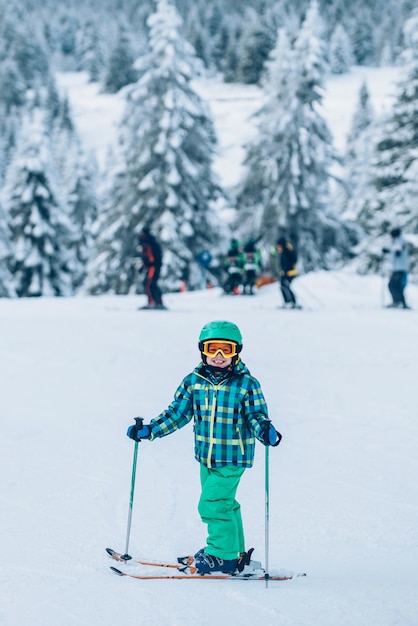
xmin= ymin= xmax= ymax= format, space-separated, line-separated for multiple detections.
xmin=126 ymin=417 xmax=151 ymax=441
xmin=260 ymin=420 xmax=282 ymax=447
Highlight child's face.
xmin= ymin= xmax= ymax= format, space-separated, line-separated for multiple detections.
xmin=206 ymin=353 xmax=232 ymax=368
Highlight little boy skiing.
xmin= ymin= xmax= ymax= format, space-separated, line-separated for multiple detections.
xmin=127 ymin=320 xmax=281 ymax=575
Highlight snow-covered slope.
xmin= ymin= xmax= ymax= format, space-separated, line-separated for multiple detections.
xmin=57 ymin=66 xmax=400 ymax=187
xmin=1 ymin=272 xmax=417 ymax=626
xmin=2 ymin=68 xmax=416 ymax=626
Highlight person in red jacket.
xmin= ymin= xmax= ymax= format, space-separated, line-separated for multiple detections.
xmin=139 ymin=227 xmax=165 ymax=309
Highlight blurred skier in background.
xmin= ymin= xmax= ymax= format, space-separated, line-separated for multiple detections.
xmin=382 ymin=227 xmax=410 ymax=309
xmin=223 ymin=239 xmax=245 ymax=295
xmin=138 ymin=227 xmax=165 ymax=309
xmin=242 ymin=237 xmax=262 ymax=295
xmin=270 ymin=236 xmax=300 ymax=309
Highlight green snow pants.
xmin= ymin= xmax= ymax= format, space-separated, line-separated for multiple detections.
xmin=198 ymin=464 xmax=246 ymax=560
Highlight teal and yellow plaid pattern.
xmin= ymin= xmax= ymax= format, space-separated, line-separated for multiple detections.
xmin=148 ymin=361 xmax=269 ymax=468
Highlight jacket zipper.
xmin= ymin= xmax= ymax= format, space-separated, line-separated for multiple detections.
xmin=207 ymin=385 xmax=219 ymax=468
xmin=195 ymin=373 xmax=229 ymax=469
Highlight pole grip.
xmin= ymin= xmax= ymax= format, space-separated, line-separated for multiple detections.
xmin=134 ymin=417 xmax=144 ymax=430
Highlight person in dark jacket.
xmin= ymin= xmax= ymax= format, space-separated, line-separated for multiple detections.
xmin=223 ymin=239 xmax=245 ymax=295
xmin=126 ymin=320 xmax=281 ymax=575
xmin=242 ymin=237 xmax=262 ymax=295
xmin=270 ymin=236 xmax=299 ymax=308
xmin=139 ymin=227 xmax=165 ymax=309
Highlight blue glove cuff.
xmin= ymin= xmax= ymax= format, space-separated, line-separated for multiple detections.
xmin=127 ymin=424 xmax=151 ymax=441
xmin=138 ymin=425 xmax=151 ymax=439
xmin=268 ymin=425 xmax=282 ymax=447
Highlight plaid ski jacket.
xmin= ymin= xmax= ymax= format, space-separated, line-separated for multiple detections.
xmin=148 ymin=361 xmax=269 ymax=468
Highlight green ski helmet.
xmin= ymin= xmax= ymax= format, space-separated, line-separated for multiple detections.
xmin=198 ymin=320 xmax=243 ymax=356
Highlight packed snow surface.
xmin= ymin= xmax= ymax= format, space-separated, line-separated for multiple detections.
xmin=1 ymin=273 xmax=418 ymax=626
xmin=2 ymin=67 xmax=416 ymax=625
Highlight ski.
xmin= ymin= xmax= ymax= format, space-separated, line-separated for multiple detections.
xmin=110 ymin=565 xmax=304 ymax=581
xmin=277 ymin=304 xmax=303 ymax=310
xmin=106 ymin=546 xmax=258 ymax=571
xmin=106 ymin=546 xmax=262 ymax=574
xmin=106 ymin=547 xmax=305 ymax=581
xmin=137 ymin=305 xmax=169 ymax=311
xmin=106 ymin=547 xmax=195 ymax=572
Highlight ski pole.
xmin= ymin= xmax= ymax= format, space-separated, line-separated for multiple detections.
xmin=121 ymin=417 xmax=143 ymax=561
xmin=264 ymin=444 xmax=270 ymax=588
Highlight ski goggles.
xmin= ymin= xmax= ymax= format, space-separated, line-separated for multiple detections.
xmin=201 ymin=340 xmax=238 ymax=358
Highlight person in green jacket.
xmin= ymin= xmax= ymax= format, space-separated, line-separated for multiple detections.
xmin=223 ymin=239 xmax=245 ymax=295
xmin=242 ymin=237 xmax=262 ymax=295
xmin=127 ymin=320 xmax=281 ymax=575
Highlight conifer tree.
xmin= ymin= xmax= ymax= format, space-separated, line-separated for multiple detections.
xmin=0 ymin=201 xmax=14 ymax=297
xmin=75 ymin=19 xmax=105 ymax=82
xmin=49 ymin=97 xmax=99 ymax=291
xmin=344 ymin=81 xmax=375 ymax=201
xmin=12 ymin=21 xmax=50 ymax=86
xmin=0 ymin=57 xmax=26 ymax=113
xmin=350 ymin=8 xmax=376 ymax=66
xmin=347 ymin=81 xmax=374 ymax=145
xmin=0 ymin=106 xmax=20 ymax=186
xmin=329 ymin=23 xmax=354 ymax=74
xmin=349 ymin=9 xmax=418 ymax=277
xmin=3 ymin=109 xmax=76 ymax=297
xmin=103 ymin=24 xmax=138 ymax=93
xmin=237 ymin=10 xmax=275 ymax=84
xmin=65 ymin=152 xmax=99 ymax=290
xmin=221 ymin=34 xmax=239 ymax=82
xmin=339 ymin=82 xmax=375 ymax=234
xmin=44 ymin=75 xmax=62 ymax=127
xmin=237 ymin=1 xmax=348 ymax=271
xmin=87 ymin=0 xmax=224 ymax=294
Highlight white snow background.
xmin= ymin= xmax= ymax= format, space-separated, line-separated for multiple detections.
xmin=1 ymin=67 xmax=418 ymax=626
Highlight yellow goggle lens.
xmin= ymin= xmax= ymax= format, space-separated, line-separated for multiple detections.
xmin=202 ymin=340 xmax=238 ymax=358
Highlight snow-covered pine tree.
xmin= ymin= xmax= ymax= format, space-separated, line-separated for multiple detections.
xmin=0 ymin=200 xmax=15 ymax=297
xmin=65 ymin=151 xmax=99 ymax=291
xmin=221 ymin=25 xmax=240 ymax=83
xmin=236 ymin=27 xmax=295 ymax=237
xmin=0 ymin=56 xmax=27 ymax=113
xmin=54 ymin=8 xmax=80 ymax=61
xmin=11 ymin=19 xmax=50 ymax=87
xmin=103 ymin=23 xmax=139 ymax=94
xmin=344 ymin=81 xmax=375 ymax=206
xmin=3 ymin=108 xmax=77 ymax=297
xmin=75 ymin=18 xmax=105 ymax=82
xmin=329 ymin=23 xmax=354 ymax=75
xmin=237 ymin=1 xmax=349 ymax=271
xmin=236 ymin=8 xmax=275 ymax=85
xmin=87 ymin=0 xmax=225 ymax=294
xmin=49 ymin=94 xmax=99 ymax=292
xmin=348 ymin=9 xmax=418 ymax=278
xmin=44 ymin=75 xmax=62 ymax=127
xmin=2 ymin=0 xmax=418 ymax=85
xmin=0 ymin=100 xmax=21 ymax=186
xmin=338 ymin=81 xmax=375 ymax=239
xmin=374 ymin=6 xmax=400 ymax=66
xmin=183 ymin=4 xmax=212 ymax=70
xmin=349 ymin=7 xmax=376 ymax=66
xmin=347 ymin=81 xmax=375 ymax=145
